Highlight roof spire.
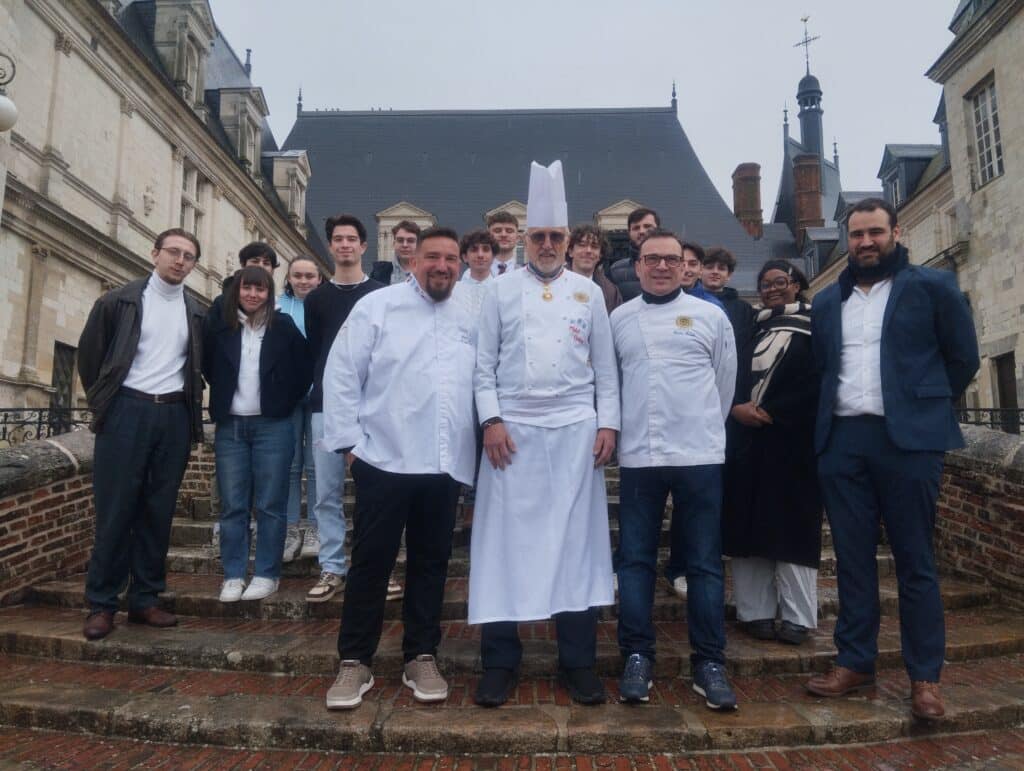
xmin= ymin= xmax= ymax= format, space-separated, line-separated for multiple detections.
xmin=244 ymin=48 xmax=252 ymax=77
xmin=296 ymin=86 xmax=303 ymax=117
xmin=794 ymin=16 xmax=820 ymax=75
xmin=783 ymin=102 xmax=789 ymax=139
xmin=671 ymin=81 xmax=677 ymax=110
xmin=833 ymin=137 xmax=840 ymax=169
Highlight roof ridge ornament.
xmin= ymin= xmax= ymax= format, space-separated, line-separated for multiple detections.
xmin=794 ymin=16 xmax=820 ymax=76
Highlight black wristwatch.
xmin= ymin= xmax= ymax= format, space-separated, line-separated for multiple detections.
xmin=480 ymin=417 xmax=504 ymax=430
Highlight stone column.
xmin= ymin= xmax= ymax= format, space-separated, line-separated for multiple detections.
xmin=19 ymin=245 xmax=50 ymax=384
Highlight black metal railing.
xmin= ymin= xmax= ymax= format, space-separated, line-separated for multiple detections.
xmin=0 ymin=408 xmax=93 ymax=446
xmin=958 ymin=408 xmax=1023 ymax=435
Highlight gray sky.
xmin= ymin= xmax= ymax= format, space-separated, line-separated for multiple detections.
xmin=210 ymin=0 xmax=956 ymax=215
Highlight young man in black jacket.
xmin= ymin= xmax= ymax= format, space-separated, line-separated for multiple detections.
xmin=77 ymin=227 xmax=205 ymax=641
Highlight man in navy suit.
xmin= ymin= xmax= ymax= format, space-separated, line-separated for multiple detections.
xmin=806 ymin=198 xmax=979 ymax=720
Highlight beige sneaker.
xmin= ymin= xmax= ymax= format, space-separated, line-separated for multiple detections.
xmin=402 ymin=654 xmax=448 ymax=702
xmin=387 ymin=575 xmax=404 ymax=601
xmin=307 ymin=571 xmax=344 ymax=603
xmin=326 ymin=660 xmax=374 ymax=709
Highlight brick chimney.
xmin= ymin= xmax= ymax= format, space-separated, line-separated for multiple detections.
xmin=731 ymin=163 xmax=763 ymax=239
xmin=792 ymin=153 xmax=824 ymax=248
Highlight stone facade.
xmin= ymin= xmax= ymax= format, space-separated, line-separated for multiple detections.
xmin=0 ymin=0 xmax=312 ymax=409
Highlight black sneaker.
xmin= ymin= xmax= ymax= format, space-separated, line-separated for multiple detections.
xmin=692 ymin=660 xmax=738 ymax=711
xmin=618 ymin=653 xmax=654 ymax=703
xmin=474 ymin=668 xmax=518 ymax=708
xmin=776 ymin=620 xmax=809 ymax=645
xmin=559 ymin=667 xmax=606 ymax=705
xmin=740 ymin=619 xmax=776 ymax=640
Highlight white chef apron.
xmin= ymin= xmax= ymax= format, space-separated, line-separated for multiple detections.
xmin=468 ymin=417 xmax=615 ymax=624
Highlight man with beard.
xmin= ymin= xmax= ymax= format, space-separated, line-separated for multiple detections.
xmin=806 ymin=198 xmax=978 ymax=721
xmin=321 ymin=227 xmax=477 ymax=709
xmin=470 ymin=161 xmax=619 ymax=707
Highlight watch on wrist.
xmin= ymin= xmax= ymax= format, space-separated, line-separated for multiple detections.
xmin=481 ymin=417 xmax=504 ymax=430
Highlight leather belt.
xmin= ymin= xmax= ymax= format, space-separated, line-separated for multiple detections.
xmin=119 ymin=386 xmax=186 ymax=404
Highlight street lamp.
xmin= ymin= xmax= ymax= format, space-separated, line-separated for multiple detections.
xmin=0 ymin=53 xmax=18 ymax=133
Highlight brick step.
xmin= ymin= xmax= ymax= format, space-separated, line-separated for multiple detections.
xmin=163 ymin=543 xmax=886 ymax=581
xmin=0 ymin=651 xmax=1021 ymax=755
xmin=29 ymin=557 xmax=936 ymax=626
xmin=2 ymin=603 xmax=1018 ymax=679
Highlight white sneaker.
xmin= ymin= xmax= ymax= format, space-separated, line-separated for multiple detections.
xmin=219 ymin=578 xmax=246 ymax=603
xmin=241 ymin=576 xmax=279 ymax=601
xmin=300 ymin=526 xmax=320 ymax=558
xmin=672 ymin=576 xmax=688 ymax=598
xmin=282 ymin=526 xmax=303 ymax=563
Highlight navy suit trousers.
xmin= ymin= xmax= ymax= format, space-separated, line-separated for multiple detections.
xmin=818 ymin=416 xmax=945 ymax=682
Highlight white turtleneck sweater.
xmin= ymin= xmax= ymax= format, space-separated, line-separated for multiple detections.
xmin=122 ymin=271 xmax=189 ymax=394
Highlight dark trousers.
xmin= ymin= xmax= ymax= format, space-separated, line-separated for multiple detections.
xmin=481 ymin=608 xmax=598 ymax=671
xmin=85 ymin=393 xmax=191 ymax=613
xmin=616 ymin=465 xmax=726 ymax=666
xmin=818 ymin=416 xmax=945 ymax=682
xmin=338 ymin=459 xmax=460 ymax=665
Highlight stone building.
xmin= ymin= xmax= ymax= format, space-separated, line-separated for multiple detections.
xmin=0 ymin=0 xmax=313 ymax=410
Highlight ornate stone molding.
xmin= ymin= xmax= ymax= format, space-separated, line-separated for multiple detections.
xmin=54 ymin=32 xmax=73 ymax=56
xmin=119 ymin=97 xmax=135 ymax=117
xmin=30 ymin=245 xmax=51 ymax=262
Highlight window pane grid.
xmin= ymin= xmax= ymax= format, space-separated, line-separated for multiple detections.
xmin=972 ymin=80 xmax=1004 ymax=185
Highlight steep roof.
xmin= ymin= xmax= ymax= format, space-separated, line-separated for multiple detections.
xmin=282 ymin=105 xmax=764 ymax=291
xmin=771 ymin=135 xmax=842 ymax=233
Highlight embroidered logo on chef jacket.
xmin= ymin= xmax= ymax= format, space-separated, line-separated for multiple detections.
xmin=569 ymin=316 xmax=589 ymax=345
xmin=573 ymin=291 xmax=590 ymax=303
xmin=675 ymin=316 xmax=693 ymax=329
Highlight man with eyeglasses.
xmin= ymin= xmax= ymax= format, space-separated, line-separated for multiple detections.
xmin=470 ymin=161 xmax=620 ymax=708
xmin=610 ymin=228 xmax=738 ymax=709
xmin=77 ymin=228 xmax=206 ymax=641
xmin=370 ymin=220 xmax=420 ymax=285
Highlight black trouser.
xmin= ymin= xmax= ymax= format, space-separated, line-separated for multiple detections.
xmin=85 ymin=392 xmax=191 ymax=613
xmin=481 ymin=608 xmax=598 ymax=671
xmin=338 ymin=459 xmax=460 ymax=665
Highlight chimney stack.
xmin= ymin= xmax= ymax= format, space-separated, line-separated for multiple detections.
xmin=792 ymin=153 xmax=824 ymax=249
xmin=731 ymin=163 xmax=763 ymax=239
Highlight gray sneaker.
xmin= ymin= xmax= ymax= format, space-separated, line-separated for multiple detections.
xmin=300 ymin=526 xmax=320 ymax=558
xmin=326 ymin=660 xmax=374 ymax=709
xmin=307 ymin=571 xmax=344 ymax=603
xmin=402 ymin=654 xmax=448 ymax=702
xmin=282 ymin=525 xmax=303 ymax=563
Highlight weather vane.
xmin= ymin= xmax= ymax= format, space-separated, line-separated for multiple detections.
xmin=794 ymin=16 xmax=820 ymax=75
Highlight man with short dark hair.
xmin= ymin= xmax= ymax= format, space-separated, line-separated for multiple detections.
xmin=567 ymin=224 xmax=622 ymax=314
xmin=608 ymin=207 xmax=660 ymax=301
xmin=322 ymin=226 xmax=477 ymax=709
xmin=486 ymin=211 xmax=521 ymax=276
xmin=78 ymin=228 xmax=206 ymax=641
xmin=452 ymin=229 xmax=498 ymax=318
xmin=806 ymin=198 xmax=979 ymax=721
xmin=304 ymin=214 xmax=385 ymax=604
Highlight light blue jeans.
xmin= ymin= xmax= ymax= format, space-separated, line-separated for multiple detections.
xmin=287 ymin=397 xmax=316 ymax=525
xmin=215 ymin=415 xmax=293 ymax=580
xmin=310 ymin=412 xmax=348 ymax=576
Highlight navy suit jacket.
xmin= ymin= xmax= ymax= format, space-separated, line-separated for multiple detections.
xmin=811 ymin=247 xmax=979 ymax=454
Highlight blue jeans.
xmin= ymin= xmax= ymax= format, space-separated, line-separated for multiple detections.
xmin=215 ymin=415 xmax=293 ymax=580
xmin=617 ymin=465 xmax=726 ymax=666
xmin=287 ymin=397 xmax=316 ymax=525
xmin=310 ymin=412 xmax=348 ymax=576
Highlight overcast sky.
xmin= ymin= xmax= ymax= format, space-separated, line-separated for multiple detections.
xmin=210 ymin=0 xmax=956 ymax=214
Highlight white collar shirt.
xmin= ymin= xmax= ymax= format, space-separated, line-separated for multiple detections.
xmin=490 ymin=258 xmax=520 ymax=277
xmin=321 ymin=280 xmax=478 ymax=485
xmin=452 ymin=273 xmax=492 ymax=321
xmin=229 ymin=314 xmax=266 ymax=416
xmin=835 ymin=279 xmax=891 ymax=417
xmin=475 ymin=268 xmax=620 ymax=430
xmin=611 ymin=293 xmax=736 ymax=468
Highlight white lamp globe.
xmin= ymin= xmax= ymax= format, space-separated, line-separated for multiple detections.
xmin=0 ymin=93 xmax=17 ymax=133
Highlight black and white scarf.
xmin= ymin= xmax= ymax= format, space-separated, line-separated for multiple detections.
xmin=750 ymin=302 xmax=812 ymax=406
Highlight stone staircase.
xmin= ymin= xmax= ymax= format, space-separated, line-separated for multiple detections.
xmin=1 ymin=466 xmax=1023 ymax=766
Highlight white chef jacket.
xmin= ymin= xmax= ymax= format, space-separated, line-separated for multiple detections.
xmin=475 ymin=268 xmax=620 ymax=430
xmin=611 ymin=292 xmax=736 ymax=468
xmin=835 ymin=279 xmax=891 ymax=417
xmin=320 ymin=279 xmax=477 ymax=485
xmin=451 ymin=273 xmax=492 ymax=321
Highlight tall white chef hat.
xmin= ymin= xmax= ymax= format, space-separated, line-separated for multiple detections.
xmin=526 ymin=160 xmax=568 ymax=228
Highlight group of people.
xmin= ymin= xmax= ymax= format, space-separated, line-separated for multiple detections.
xmin=76 ymin=158 xmax=979 ymax=723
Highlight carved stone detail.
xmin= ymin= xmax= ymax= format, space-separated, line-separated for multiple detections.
xmin=142 ymin=185 xmax=156 ymax=217
xmin=31 ymin=245 xmax=50 ymax=262
xmin=119 ymin=97 xmax=135 ymax=117
xmin=55 ymin=32 xmax=73 ymax=56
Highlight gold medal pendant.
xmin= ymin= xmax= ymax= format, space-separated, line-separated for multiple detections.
xmin=542 ymin=284 xmax=553 ymax=302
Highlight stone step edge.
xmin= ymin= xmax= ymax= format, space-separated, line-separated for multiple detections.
xmin=0 ymin=676 xmax=1020 ymax=754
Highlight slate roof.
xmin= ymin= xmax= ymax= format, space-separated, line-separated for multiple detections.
xmin=772 ymin=135 xmax=842 ymax=234
xmin=833 ymin=190 xmax=883 ymax=222
xmin=760 ymin=223 xmax=801 ymax=262
xmin=282 ymin=105 xmax=765 ymax=292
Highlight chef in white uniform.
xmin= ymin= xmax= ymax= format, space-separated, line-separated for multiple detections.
xmin=610 ymin=228 xmax=739 ymax=710
xmin=469 ymin=160 xmax=620 ymax=707
xmin=320 ymin=226 xmax=477 ymax=710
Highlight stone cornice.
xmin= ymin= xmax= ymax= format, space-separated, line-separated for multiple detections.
xmin=926 ymin=0 xmax=1024 ymax=83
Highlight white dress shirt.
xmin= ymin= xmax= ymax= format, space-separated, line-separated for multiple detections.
xmin=122 ymin=271 xmax=188 ymax=394
xmin=475 ymin=268 xmax=619 ymax=429
xmin=321 ymin=279 xmax=477 ymax=485
xmin=229 ymin=314 xmax=266 ymax=416
xmin=490 ymin=258 xmax=520 ymax=277
xmin=452 ymin=272 xmax=492 ymax=321
xmin=611 ymin=292 xmax=736 ymax=468
xmin=835 ymin=279 xmax=891 ymax=417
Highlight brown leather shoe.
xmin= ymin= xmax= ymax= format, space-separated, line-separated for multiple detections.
xmin=911 ymin=681 xmax=945 ymax=719
xmin=806 ymin=665 xmax=875 ymax=697
xmin=127 ymin=606 xmax=178 ymax=628
xmin=83 ymin=610 xmax=115 ymax=641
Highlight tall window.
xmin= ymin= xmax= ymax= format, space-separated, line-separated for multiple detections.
xmin=49 ymin=342 xmax=76 ymax=434
xmin=971 ymin=79 xmax=1004 ymax=186
xmin=180 ymin=161 xmax=207 ymax=237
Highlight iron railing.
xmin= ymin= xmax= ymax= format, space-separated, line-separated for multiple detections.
xmin=0 ymin=408 xmax=93 ymax=446
xmin=958 ymin=408 xmax=1023 ymax=435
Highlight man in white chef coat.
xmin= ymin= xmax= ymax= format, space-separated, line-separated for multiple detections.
xmin=610 ymin=229 xmax=739 ymax=710
xmin=470 ymin=160 xmax=620 ymax=707
xmin=320 ymin=227 xmax=477 ymax=710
